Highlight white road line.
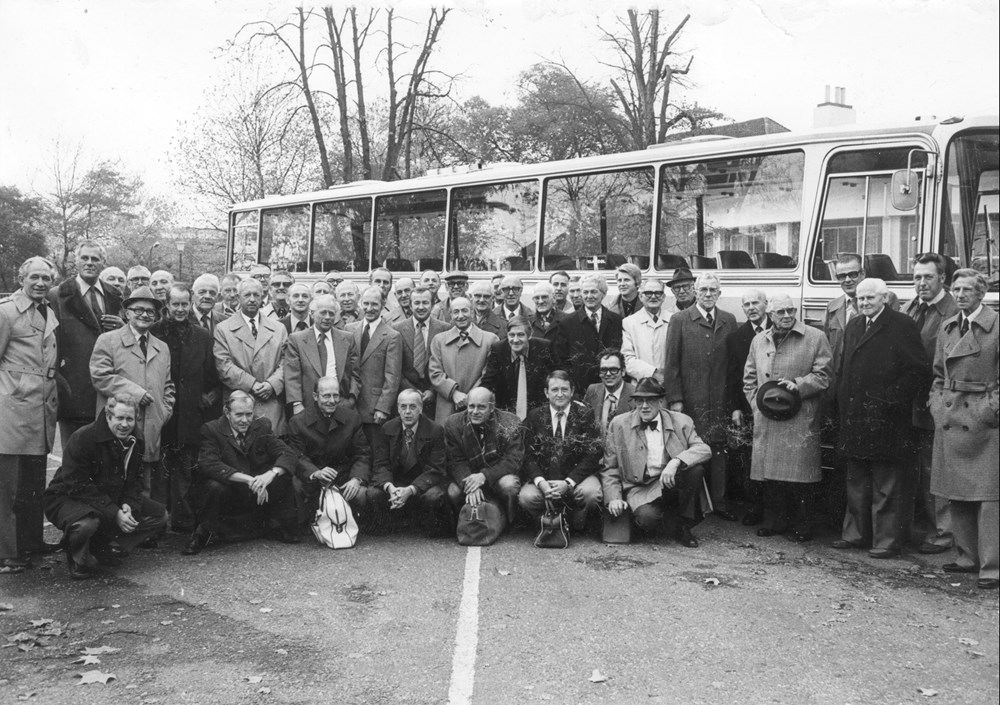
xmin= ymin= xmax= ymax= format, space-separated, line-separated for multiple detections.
xmin=448 ymin=546 xmax=482 ymax=705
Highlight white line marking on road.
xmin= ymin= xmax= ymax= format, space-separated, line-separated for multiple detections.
xmin=448 ymin=546 xmax=482 ymax=705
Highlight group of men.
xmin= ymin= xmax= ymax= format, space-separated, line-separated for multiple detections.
xmin=0 ymin=244 xmax=995 ymax=591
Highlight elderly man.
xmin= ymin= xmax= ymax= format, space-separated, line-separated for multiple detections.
xmin=667 ymin=268 xmax=696 ymax=311
xmin=150 ymin=283 xmax=219 ymax=533
xmin=190 ymin=273 xmax=225 ymax=335
xmin=325 ymin=270 xmax=344 ymax=290
xmin=99 ymin=267 xmax=127 ymax=296
xmin=280 ymin=282 xmax=313 ymax=334
xmin=548 ymin=271 xmax=575 ymax=315
xmin=420 ymin=270 xmax=441 ymax=305
xmin=394 ymin=277 xmax=415 ymax=319
xmin=556 ymin=274 xmax=623 ymax=392
xmin=443 ymin=386 xmax=524 ymax=524
xmin=521 ymin=371 xmax=603 ymax=532
xmin=930 ymin=269 xmax=999 ymax=590
xmin=606 ymin=263 xmax=642 ymax=319
xmin=432 ymin=271 xmax=469 ymax=324
xmin=567 ymin=277 xmax=584 ymax=311
xmin=905 ymin=253 xmax=959 ymax=554
xmin=528 ymin=282 xmax=565 ymax=347
xmin=48 ymin=240 xmax=124 ymax=446
xmin=287 ymin=376 xmax=380 ymax=533
xmin=215 ymin=273 xmax=241 ymax=318
xmin=495 ymin=275 xmax=533 ymax=322
xmin=185 ymin=391 xmax=299 ymax=554
xmin=44 ymin=395 xmax=167 ymax=578
xmin=663 ymin=272 xmax=737 ymax=519
xmin=126 ymin=265 xmax=151 ymax=292
xmin=371 ymin=389 xmax=452 ymax=535
xmin=834 ymin=278 xmax=929 ymax=558
xmin=468 ymin=280 xmax=506 ymax=338
xmin=347 ymin=287 xmax=402 ymax=428
xmin=584 ymin=350 xmax=634 ymax=431
xmin=482 ymin=316 xmax=555 ymax=419
xmin=0 ymin=257 xmax=59 ymax=572
xmin=214 ymin=278 xmax=288 ymax=432
xmin=370 ymin=267 xmax=400 ymax=318
xmin=394 ymin=286 xmax=450 ymax=419
xmin=429 ymin=296 xmax=499 ymax=423
xmin=622 ymin=278 xmax=670 ymax=383
xmin=743 ymin=294 xmax=832 ymax=542
xmin=149 ymin=270 xmax=174 ymax=305
xmin=335 ymin=280 xmax=362 ymax=326
xmin=91 ymin=286 xmax=176 ymax=505
xmin=725 ymin=288 xmax=771 ymax=525
xmin=311 ymin=280 xmax=332 ymax=298
xmin=261 ymin=270 xmax=294 ymax=319
xmin=490 ymin=274 xmax=505 ymax=300
xmin=602 ymin=378 xmax=711 ymax=546
xmin=284 ymin=294 xmax=360 ymax=417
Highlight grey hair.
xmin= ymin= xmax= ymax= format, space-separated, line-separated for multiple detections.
xmin=18 ymin=256 xmax=56 ymax=279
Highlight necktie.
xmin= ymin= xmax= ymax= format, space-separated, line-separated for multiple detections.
xmin=318 ymin=333 xmax=329 ymax=375
xmin=706 ymin=311 xmax=714 ymax=328
xmin=413 ymin=321 xmax=427 ymax=375
xmin=640 ymin=418 xmax=659 ymax=431
xmin=651 ymin=314 xmax=658 ymax=324
xmin=37 ymin=303 xmax=47 ymax=321
xmin=296 ymin=320 xmax=308 ymax=332
xmin=754 ymin=325 xmax=763 ymax=335
xmin=139 ymin=335 xmax=148 ymax=359
xmin=237 ymin=433 xmax=247 ymax=452
xmin=554 ymin=410 xmax=565 ymax=438
xmin=590 ymin=312 xmax=599 ymax=329
xmin=515 ymin=355 xmax=528 ymax=420
xmin=87 ymin=286 xmax=103 ymax=319
xmin=458 ymin=330 xmax=470 ymax=344
xmin=202 ymin=314 xmax=212 ymax=330
xmin=959 ymin=315 xmax=970 ymax=337
xmin=404 ymin=427 xmax=415 ymax=454
xmin=913 ymin=302 xmax=929 ymax=331
xmin=605 ymin=394 xmax=617 ymax=427
xmin=360 ymin=322 xmax=371 ymax=356
xmin=865 ymin=317 xmax=874 ymax=332
xmin=249 ymin=317 xmax=258 ymax=339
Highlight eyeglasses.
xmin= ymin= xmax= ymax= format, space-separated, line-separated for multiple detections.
xmin=599 ymin=367 xmax=622 ymax=375
xmin=835 ymin=270 xmax=862 ymax=281
xmin=251 ymin=274 xmax=270 ymax=281
xmin=271 ymin=281 xmax=292 ymax=288
xmin=128 ymin=307 xmax=157 ymax=318
xmin=671 ymin=284 xmax=693 ymax=292
xmin=499 ymin=286 xmax=522 ymax=293
xmin=772 ymin=308 xmax=797 ymax=316
xmin=641 ymin=291 xmax=665 ymax=298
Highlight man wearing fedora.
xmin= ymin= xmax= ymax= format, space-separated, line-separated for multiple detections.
xmin=602 ymin=378 xmax=711 ymax=547
xmin=667 ymin=267 xmax=696 ymax=312
xmin=743 ymin=294 xmax=833 ymax=542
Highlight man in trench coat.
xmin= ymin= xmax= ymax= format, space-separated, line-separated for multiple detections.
xmin=429 ymin=297 xmax=498 ymax=424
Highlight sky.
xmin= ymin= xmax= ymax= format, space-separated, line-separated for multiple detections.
xmin=1 ymin=0 xmax=997 ymax=223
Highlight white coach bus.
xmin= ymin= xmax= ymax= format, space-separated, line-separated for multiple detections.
xmin=226 ymin=115 xmax=999 ymax=319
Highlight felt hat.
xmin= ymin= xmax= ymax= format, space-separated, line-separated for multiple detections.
xmin=755 ymin=380 xmax=802 ymax=421
xmin=630 ymin=377 xmax=667 ymax=399
xmin=122 ymin=286 xmax=163 ymax=312
xmin=667 ymin=267 xmax=695 ymax=286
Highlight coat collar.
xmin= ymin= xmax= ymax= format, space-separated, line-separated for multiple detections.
xmin=627 ymin=408 xmax=673 ymax=432
xmin=442 ymin=324 xmax=485 ymax=346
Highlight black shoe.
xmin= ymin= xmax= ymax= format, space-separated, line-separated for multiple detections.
xmin=917 ymin=542 xmax=950 ymax=555
xmin=675 ymin=525 xmax=699 ymax=548
xmin=272 ymin=528 xmax=301 ymax=545
xmin=714 ymin=510 xmax=738 ymax=522
xmin=756 ymin=527 xmax=785 ymax=538
xmin=790 ymin=531 xmax=813 ymax=543
xmin=831 ymin=539 xmax=860 ymax=550
xmin=868 ymin=548 xmax=900 ymax=559
xmin=977 ymin=578 xmax=999 ymax=590
xmin=90 ymin=545 xmax=124 ymax=568
xmin=942 ymin=562 xmax=979 ymax=574
xmin=66 ymin=554 xmax=98 ymax=580
xmin=23 ymin=541 xmax=62 ymax=556
xmin=181 ymin=528 xmax=212 ymax=556
xmin=137 ymin=536 xmax=158 ymax=549
xmin=741 ymin=509 xmax=764 ymax=526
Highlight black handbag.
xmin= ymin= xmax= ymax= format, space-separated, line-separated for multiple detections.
xmin=456 ymin=500 xmax=506 ymax=546
xmin=534 ymin=499 xmax=570 ymax=549
xmin=601 ymin=506 xmax=632 ymax=544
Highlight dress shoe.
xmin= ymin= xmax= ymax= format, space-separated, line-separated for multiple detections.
xmin=23 ymin=541 xmax=62 ymax=556
xmin=90 ymin=544 xmax=124 ymax=568
xmin=714 ymin=510 xmax=738 ymax=522
xmin=271 ymin=528 xmax=301 ymax=545
xmin=0 ymin=557 xmax=31 ymax=574
xmin=181 ymin=527 xmax=212 ymax=556
xmin=868 ymin=548 xmax=900 ymax=559
xmin=789 ymin=531 xmax=813 ymax=543
xmin=756 ymin=527 xmax=786 ymax=538
xmin=675 ymin=525 xmax=699 ymax=548
xmin=741 ymin=508 xmax=763 ymax=526
xmin=977 ymin=578 xmax=999 ymax=590
xmin=942 ymin=562 xmax=979 ymax=574
xmin=137 ymin=536 xmax=159 ymax=549
xmin=831 ymin=539 xmax=860 ymax=550
xmin=917 ymin=542 xmax=950 ymax=555
xmin=66 ymin=554 xmax=98 ymax=580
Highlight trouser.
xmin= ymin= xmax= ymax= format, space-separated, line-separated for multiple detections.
xmin=630 ymin=463 xmax=705 ymax=533
xmin=0 ymin=454 xmax=48 ymax=558
xmin=59 ymin=497 xmax=166 ymax=570
xmin=295 ymin=475 xmax=386 ymax=533
xmin=905 ymin=432 xmax=952 ymax=547
xmin=161 ymin=444 xmax=198 ymax=531
xmin=518 ymin=475 xmax=602 ymax=530
xmin=146 ymin=460 xmax=168 ymax=505
xmin=447 ymin=474 xmax=521 ymax=524
xmin=762 ymin=480 xmax=816 ymax=535
xmin=58 ymin=419 xmax=89 ymax=450
xmin=372 ymin=483 xmax=454 ymax=536
xmin=191 ymin=475 xmax=297 ymax=537
xmin=706 ymin=443 xmax=728 ymax=512
xmin=841 ymin=458 xmax=906 ymax=551
xmin=729 ymin=443 xmax=763 ymax=510
xmin=948 ymin=500 xmax=999 ymax=581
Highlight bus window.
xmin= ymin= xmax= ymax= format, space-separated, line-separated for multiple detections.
xmin=231 ymin=210 xmax=259 ymax=271
xmin=658 ymin=151 xmax=804 ymax=270
xmin=815 ymin=147 xmax=927 ymax=282
xmin=312 ymin=198 xmax=372 ymax=273
xmin=374 ymin=190 xmax=446 ymax=272
xmin=260 ymin=205 xmax=310 ymax=273
xmin=541 ymin=167 xmax=654 ymax=271
xmin=449 ymin=180 xmax=539 ymax=271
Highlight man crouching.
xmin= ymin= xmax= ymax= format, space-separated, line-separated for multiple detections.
xmin=44 ymin=395 xmax=167 ymax=579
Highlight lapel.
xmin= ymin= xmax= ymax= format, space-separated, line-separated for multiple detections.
xmin=60 ymin=279 xmax=101 ymax=332
xmin=855 ymin=310 xmax=888 ymax=350
xmin=304 ymin=331 xmax=324 ymax=375
xmin=254 ymin=315 xmax=278 ymax=357
xmin=228 ymin=313 xmax=256 ymax=353
xmin=119 ymin=327 xmax=146 ymax=365
xmin=360 ymin=320 xmax=386 ymax=363
xmin=945 ymin=308 xmax=995 ymax=360
xmin=219 ymin=419 xmax=246 ymax=455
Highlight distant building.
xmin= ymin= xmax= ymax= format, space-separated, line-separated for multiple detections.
xmin=813 ymin=85 xmax=856 ymax=128
xmin=666 ymin=116 xmax=790 ymax=142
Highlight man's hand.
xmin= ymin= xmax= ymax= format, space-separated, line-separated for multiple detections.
xmin=249 ymin=469 xmax=279 ymax=494
xmin=669 ymin=402 xmax=684 ymax=413
xmin=421 ymin=390 xmax=435 ymax=405
xmin=544 ymin=480 xmax=570 ymax=499
xmin=778 ymin=378 xmax=799 ymax=392
xmin=100 ymin=314 xmax=124 ymax=331
xmin=116 ymin=504 xmax=138 ymax=533
xmin=292 ymin=402 xmax=305 ymax=417
xmin=660 ymin=459 xmax=681 ymax=489
xmin=607 ymin=499 xmax=628 ymax=517
xmin=200 ymin=390 xmax=219 ymax=409
xmin=138 ymin=391 xmax=154 ymax=407
xmin=463 ymin=472 xmax=486 ymax=495
xmin=465 ymin=488 xmax=485 ymax=506
xmin=341 ymin=478 xmax=362 ymax=502
xmin=373 ymin=410 xmax=389 ymax=424
xmin=311 ymin=466 xmax=338 ymax=484
xmin=731 ymin=410 xmax=743 ymax=426
xmin=452 ymin=390 xmax=468 ymax=409
xmin=389 ymin=485 xmax=416 ymax=510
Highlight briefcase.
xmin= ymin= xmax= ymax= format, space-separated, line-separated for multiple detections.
xmin=456 ymin=500 xmax=506 ymax=546
xmin=534 ymin=500 xmax=569 ymax=549
xmin=601 ymin=507 xmax=632 ymax=544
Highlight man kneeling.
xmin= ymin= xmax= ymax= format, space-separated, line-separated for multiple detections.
xmin=602 ymin=378 xmax=710 ymax=547
xmin=44 ymin=395 xmax=167 ymax=579
xmin=183 ymin=391 xmax=299 ymax=555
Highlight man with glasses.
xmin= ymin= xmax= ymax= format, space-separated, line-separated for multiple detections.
xmin=528 ymin=282 xmax=565 ymax=348
xmin=468 ymin=280 xmax=505 ymax=338
xmin=91 ymin=286 xmax=176 ymax=507
xmin=622 ymin=278 xmax=670 ymax=384
xmin=495 ymin=275 xmax=533 ymax=322
xmin=324 ymin=271 xmax=344 ymax=290
xmin=556 ymin=274 xmax=623 ymax=392
xmin=548 ymin=271 xmax=576 ymax=315
xmin=584 ymin=351 xmax=634 ymax=432
xmin=602 ymin=378 xmax=711 ymax=547
xmin=664 ymin=273 xmax=738 ymax=520
xmin=824 ymin=253 xmax=866 ymax=376
xmin=126 ymin=265 xmax=152 ymax=292
xmin=432 ymin=271 xmax=470 ymax=324
xmin=215 ymin=273 xmax=241 ymax=318
xmin=667 ymin=268 xmax=696 ymax=311
xmin=261 ymin=270 xmax=294 ymax=320
xmin=393 ymin=277 xmax=415 ymax=319
xmin=249 ymin=263 xmax=271 ymax=290
xmin=606 ymin=263 xmax=642 ymax=319
xmin=482 ymin=316 xmax=555 ymax=419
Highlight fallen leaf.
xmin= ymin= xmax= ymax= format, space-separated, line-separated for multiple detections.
xmin=971 ymin=651 xmax=984 ymax=658
xmin=0 ymin=603 xmax=13 ymax=611
xmin=245 ymin=676 xmax=263 ymax=684
xmin=111 ymin=604 xmax=120 ymax=609
xmin=921 ymin=574 xmax=937 ymax=579
xmin=950 ymin=583 xmax=961 ymax=587
xmin=589 ymin=669 xmax=607 ymax=683
xmin=274 ymin=648 xmax=288 ymax=655
xmin=28 ymin=619 xmax=53 ymax=628
xmin=82 ymin=646 xmax=120 ymax=655
xmin=16 ymin=692 xmax=37 ymax=700
xmin=259 ymin=608 xmax=273 ymax=614
xmin=76 ymin=670 xmax=116 ymax=685
xmin=704 ymin=578 xmax=720 ymax=586
xmin=160 ymin=620 xmax=173 ymax=626
xmin=101 ymin=620 xmax=115 ymax=625
xmin=917 ymin=687 xmax=939 ymax=697
xmin=497 ymin=570 xmax=511 ymax=576
xmin=307 ymin=591 xmax=318 ymax=596
xmin=249 ymin=599 xmax=263 ymax=605
xmin=258 ymin=687 xmax=271 ymax=694
xmin=958 ymin=637 xmax=979 ymax=646
xmin=73 ymin=655 xmax=101 ymax=665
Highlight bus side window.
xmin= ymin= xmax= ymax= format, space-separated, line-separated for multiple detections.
xmin=449 ymin=180 xmax=539 ymax=271
xmin=374 ymin=190 xmax=447 ymax=273
xmin=312 ymin=198 xmax=372 ymax=273
xmin=261 ymin=205 xmax=310 ymax=273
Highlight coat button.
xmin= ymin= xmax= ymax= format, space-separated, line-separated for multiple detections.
xmin=943 ymin=425 xmax=950 ymax=430
xmin=962 ymin=426 xmax=969 ymax=431
xmin=945 ymin=402 xmax=952 ymax=407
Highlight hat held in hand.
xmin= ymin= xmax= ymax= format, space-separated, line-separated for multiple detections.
xmin=756 ymin=380 xmax=802 ymax=421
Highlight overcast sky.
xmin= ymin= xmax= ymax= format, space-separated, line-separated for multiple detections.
xmin=1 ymin=0 xmax=997 ymax=216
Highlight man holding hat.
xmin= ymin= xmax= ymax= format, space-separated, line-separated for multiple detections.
xmin=602 ymin=377 xmax=711 ymax=547
xmin=743 ymin=294 xmax=832 ymax=542
xmin=667 ymin=267 xmax=696 ymax=311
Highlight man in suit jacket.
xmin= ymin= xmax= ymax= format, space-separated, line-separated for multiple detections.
xmin=185 ymin=391 xmax=299 ymax=554
xmin=371 ymin=389 xmax=452 ymax=535
xmin=47 ymin=240 xmax=124 ymax=446
xmin=469 ymin=280 xmax=506 ymax=339
xmin=214 ymin=273 xmax=241 ymax=319
xmin=663 ymin=272 xmax=738 ymax=519
xmin=443 ymin=387 xmax=524 ymax=524
xmin=481 ymin=317 xmax=555 ymax=419
xmin=527 ymin=282 xmax=565 ymax=352
xmin=904 ymin=253 xmax=960 ymax=554
xmin=279 ymin=283 xmax=313 ymax=334
xmin=90 ymin=286 xmax=176 ymax=504
xmin=494 ymin=275 xmax=534 ymax=322
xmin=190 ymin=274 xmax=227 ymax=337
xmin=834 ymin=278 xmax=929 ymax=558
xmin=150 ymin=283 xmax=219 ymax=532
xmin=214 ymin=278 xmax=288 ymax=433
xmin=604 ymin=263 xmax=642 ymax=319
xmin=602 ymin=378 xmax=711 ymax=547
xmin=556 ymin=274 xmax=623 ymax=391
xmin=622 ymin=278 xmax=671 ymax=383
xmin=520 ymin=371 xmax=603 ymax=531
xmin=584 ymin=351 xmax=635 ymax=432
xmin=370 ymin=266 xmax=406 ymax=324
xmin=394 ymin=286 xmax=450 ymax=419
xmin=429 ymin=297 xmax=499 ymax=423
xmin=346 ymin=287 xmax=402 ymax=438
xmin=824 ymin=254 xmax=866 ymax=384
xmin=284 ymin=294 xmax=360 ymax=418
xmin=548 ymin=271 xmax=576 ymax=315
xmin=724 ymin=289 xmax=771 ymax=526
xmin=287 ymin=377 xmax=380 ymax=531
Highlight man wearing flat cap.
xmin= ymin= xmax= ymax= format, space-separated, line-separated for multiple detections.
xmin=743 ymin=294 xmax=832 ymax=542
xmin=667 ymin=267 xmax=696 ymax=312
xmin=601 ymin=377 xmax=711 ymax=547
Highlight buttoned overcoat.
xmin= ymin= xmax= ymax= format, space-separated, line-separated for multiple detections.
xmin=214 ymin=312 xmax=287 ymax=432
xmin=429 ymin=325 xmax=498 ymax=424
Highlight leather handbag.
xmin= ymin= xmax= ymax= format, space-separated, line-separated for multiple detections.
xmin=534 ymin=499 xmax=570 ymax=549
xmin=456 ymin=500 xmax=506 ymax=546
xmin=601 ymin=506 xmax=632 ymax=544
xmin=312 ymin=484 xmax=359 ymax=549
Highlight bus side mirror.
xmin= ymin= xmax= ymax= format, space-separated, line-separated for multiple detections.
xmin=891 ymin=170 xmax=919 ymax=211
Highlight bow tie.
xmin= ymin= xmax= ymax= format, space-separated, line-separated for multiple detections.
xmin=640 ymin=419 xmax=659 ymax=431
